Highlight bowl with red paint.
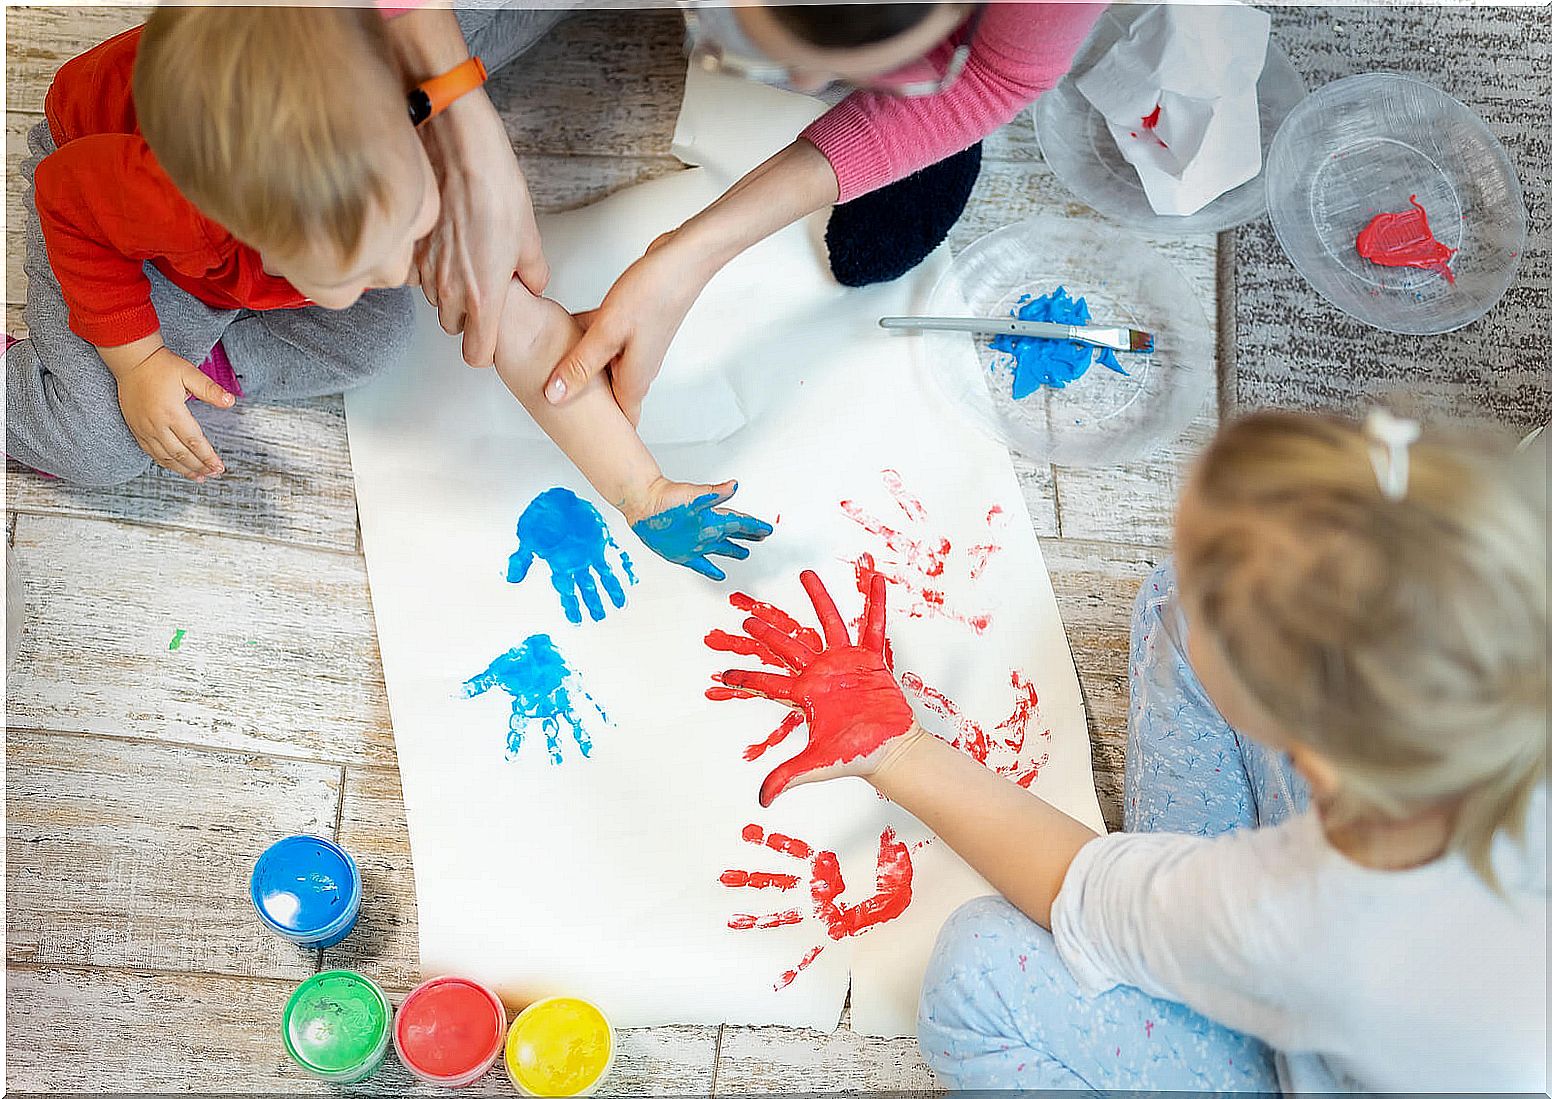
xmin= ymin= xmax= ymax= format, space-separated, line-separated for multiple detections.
xmin=1265 ymin=73 xmax=1527 ymax=335
xmin=392 ymin=976 xmax=507 ymax=1088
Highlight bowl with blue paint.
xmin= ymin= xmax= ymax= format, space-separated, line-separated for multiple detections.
xmin=250 ymin=834 xmax=362 ymax=948
xmin=917 ymin=216 xmax=1212 ymax=467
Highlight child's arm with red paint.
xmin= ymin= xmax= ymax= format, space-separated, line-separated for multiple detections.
xmin=708 ymin=569 xmax=1099 ymax=928
xmin=492 ymin=283 xmax=772 ymax=580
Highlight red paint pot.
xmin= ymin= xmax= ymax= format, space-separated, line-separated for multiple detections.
xmin=393 ymin=976 xmax=507 ymax=1088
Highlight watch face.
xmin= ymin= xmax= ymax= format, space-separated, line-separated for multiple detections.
xmin=408 ymin=88 xmax=432 ymax=126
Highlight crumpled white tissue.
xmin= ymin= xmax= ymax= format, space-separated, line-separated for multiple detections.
xmin=1075 ymin=3 xmax=1271 ymax=217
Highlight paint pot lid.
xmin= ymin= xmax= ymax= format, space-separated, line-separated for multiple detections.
xmin=283 ymin=970 xmax=391 ymax=1077
xmin=394 ymin=977 xmax=507 ymax=1082
xmin=505 ymin=997 xmax=614 ymax=1097
xmin=250 ymin=835 xmax=358 ymax=935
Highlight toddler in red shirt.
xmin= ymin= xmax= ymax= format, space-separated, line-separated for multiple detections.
xmin=6 ymin=9 xmax=429 ymax=485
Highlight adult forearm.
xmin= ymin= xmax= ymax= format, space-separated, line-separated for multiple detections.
xmin=672 ymin=138 xmax=840 ymax=277
xmin=871 ymin=730 xmax=1100 ymax=928
xmin=383 ymin=6 xmax=470 ymax=82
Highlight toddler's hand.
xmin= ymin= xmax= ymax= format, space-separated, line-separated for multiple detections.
xmin=115 ymin=347 xmax=234 ymax=482
xmin=708 ymin=570 xmax=920 ymax=807
xmin=626 ymin=478 xmax=773 ymax=581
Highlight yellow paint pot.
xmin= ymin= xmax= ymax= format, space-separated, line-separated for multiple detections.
xmin=503 ymin=996 xmax=614 ymax=1097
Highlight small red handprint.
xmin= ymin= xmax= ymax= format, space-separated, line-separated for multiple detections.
xmin=840 ymin=471 xmax=1008 ymax=635
xmin=721 ymin=823 xmax=914 ymax=990
xmin=902 ymin=669 xmax=1051 ymax=788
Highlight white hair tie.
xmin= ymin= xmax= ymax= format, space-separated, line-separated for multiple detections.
xmin=1365 ymin=409 xmax=1421 ymax=501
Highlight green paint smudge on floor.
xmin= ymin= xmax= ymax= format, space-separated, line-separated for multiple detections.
xmin=169 ymin=629 xmax=186 ymax=651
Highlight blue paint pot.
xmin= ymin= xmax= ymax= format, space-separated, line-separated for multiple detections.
xmin=250 ymin=835 xmax=362 ymax=948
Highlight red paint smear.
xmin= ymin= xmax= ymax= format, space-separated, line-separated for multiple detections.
xmin=719 ymin=870 xmax=800 ymax=890
xmin=727 ymin=910 xmax=803 ymax=930
xmin=811 ymin=827 xmax=914 ymax=939
xmin=745 ymin=711 xmax=804 ymax=761
xmin=751 ymin=828 xmax=812 ymax=861
xmin=1356 ymin=195 xmax=1457 ymax=283
xmin=904 ymin=669 xmax=1048 ymax=787
xmin=902 ymin=671 xmax=990 ymax=764
xmin=1140 ymin=103 xmax=1168 ymax=148
xmin=741 ymin=823 xmax=764 ymax=843
xmin=775 ymin=945 xmax=824 ymax=990
xmin=395 ymin=978 xmax=504 ymax=1080
xmin=840 ymin=471 xmax=998 ymax=635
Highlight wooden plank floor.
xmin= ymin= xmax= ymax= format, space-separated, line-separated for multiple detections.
xmin=5 ymin=8 xmax=1215 ymax=1091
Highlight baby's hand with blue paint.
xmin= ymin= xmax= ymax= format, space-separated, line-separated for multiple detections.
xmin=626 ymin=478 xmax=773 ymax=581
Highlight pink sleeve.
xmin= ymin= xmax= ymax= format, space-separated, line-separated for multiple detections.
xmin=374 ymin=0 xmax=424 ymax=18
xmin=801 ymin=3 xmax=1106 ymax=203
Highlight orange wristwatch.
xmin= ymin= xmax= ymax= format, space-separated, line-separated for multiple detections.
xmin=407 ymin=56 xmax=489 ymax=127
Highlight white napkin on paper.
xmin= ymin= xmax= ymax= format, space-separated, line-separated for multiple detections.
xmin=1076 ymin=3 xmax=1271 ymax=217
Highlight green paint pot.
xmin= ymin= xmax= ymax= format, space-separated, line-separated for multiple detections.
xmin=282 ymin=970 xmax=393 ymax=1084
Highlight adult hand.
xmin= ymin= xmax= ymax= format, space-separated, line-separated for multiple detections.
xmin=707 ymin=570 xmax=919 ymax=807
xmin=543 ymin=230 xmax=709 ymax=426
xmin=415 ymin=92 xmax=549 ymax=368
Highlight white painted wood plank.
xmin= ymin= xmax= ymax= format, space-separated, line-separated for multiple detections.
xmin=1054 ymin=410 xmax=1217 ymax=547
xmin=6 ymin=962 xmax=718 ymax=1096
xmin=325 ymin=764 xmax=418 ymax=987
xmin=493 ymin=11 xmax=684 ymax=159
xmin=1043 ymin=536 xmax=1170 ymax=832
xmin=716 ymin=1012 xmax=938 ymax=1093
xmin=5 ymin=395 xmax=364 ymax=553
xmin=7 ymin=513 xmax=395 ymax=765
xmin=5 ymin=730 xmax=338 ymax=978
xmin=4 ymin=7 xmax=148 ymax=116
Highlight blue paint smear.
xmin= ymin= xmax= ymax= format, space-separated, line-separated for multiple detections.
xmin=630 ymin=488 xmax=774 ymax=582
xmin=462 ymin=634 xmax=608 ymax=764
xmin=989 ymin=286 xmax=1128 ymax=399
xmin=508 ymin=487 xmax=636 ymax=624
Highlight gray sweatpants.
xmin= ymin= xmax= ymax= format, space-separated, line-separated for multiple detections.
xmin=6 ymin=121 xmax=415 ymax=486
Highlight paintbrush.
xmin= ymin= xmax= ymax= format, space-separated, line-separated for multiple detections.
xmin=878 ymin=315 xmax=1155 ymax=354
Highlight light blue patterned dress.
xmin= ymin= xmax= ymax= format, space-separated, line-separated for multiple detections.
xmin=917 ymin=560 xmax=1309 ymax=1091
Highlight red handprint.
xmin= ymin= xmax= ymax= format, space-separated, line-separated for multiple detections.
xmin=840 ymin=471 xmax=1007 ymax=635
xmin=902 ymin=669 xmax=1051 ymax=788
xmin=721 ymin=823 xmax=914 ymax=990
xmin=706 ymin=570 xmax=916 ymax=807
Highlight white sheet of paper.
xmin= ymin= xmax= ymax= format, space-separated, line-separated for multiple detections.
xmin=1075 ymin=3 xmax=1271 ymax=216
xmin=345 ymin=67 xmax=1103 ymax=1036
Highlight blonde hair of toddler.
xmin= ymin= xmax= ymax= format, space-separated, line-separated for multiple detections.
xmin=134 ymin=6 xmax=404 ymax=262
xmin=1176 ymin=411 xmax=1547 ymax=884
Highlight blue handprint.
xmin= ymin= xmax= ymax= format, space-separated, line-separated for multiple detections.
xmin=508 ymin=487 xmax=637 ymax=624
xmin=462 ymin=634 xmax=608 ymax=764
xmin=630 ymin=485 xmax=774 ymax=581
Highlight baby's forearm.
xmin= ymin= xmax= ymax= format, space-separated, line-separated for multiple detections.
xmin=492 ymin=290 xmax=664 ymax=522
xmin=871 ymin=731 xmax=1100 ymax=929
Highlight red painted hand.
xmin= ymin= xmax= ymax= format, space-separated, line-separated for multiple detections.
xmin=706 ymin=570 xmax=917 ymax=807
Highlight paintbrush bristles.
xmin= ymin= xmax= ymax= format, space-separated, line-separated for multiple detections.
xmin=1129 ymin=330 xmax=1155 ymax=354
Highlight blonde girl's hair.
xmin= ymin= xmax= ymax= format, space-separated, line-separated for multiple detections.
xmin=134 ymin=6 xmax=402 ymax=260
xmin=1176 ymin=411 xmax=1547 ymax=884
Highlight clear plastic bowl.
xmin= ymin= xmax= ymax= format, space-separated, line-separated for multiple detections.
xmin=913 ymin=217 xmax=1212 ymax=467
xmin=1264 ymin=72 xmax=1527 ymax=335
xmin=1034 ymin=3 xmax=1307 ymax=235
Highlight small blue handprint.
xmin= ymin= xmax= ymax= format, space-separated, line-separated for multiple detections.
xmin=462 ymin=634 xmax=608 ymax=764
xmin=508 ymin=487 xmax=637 ymax=624
xmin=631 ymin=485 xmax=774 ymax=581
